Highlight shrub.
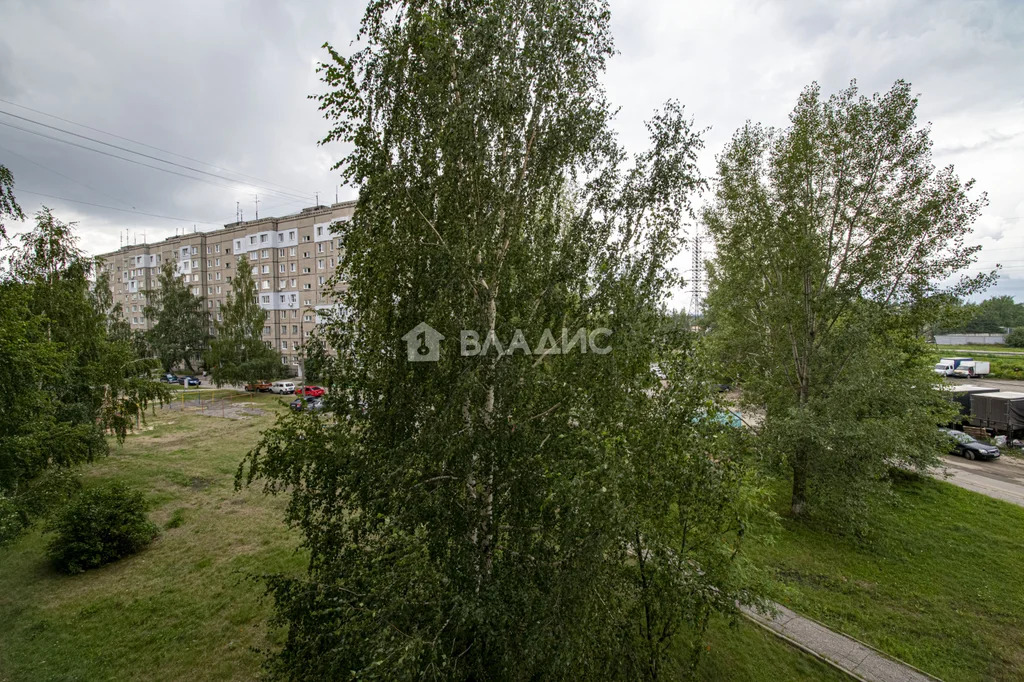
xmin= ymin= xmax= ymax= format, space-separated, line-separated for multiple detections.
xmin=47 ymin=481 xmax=158 ymax=574
xmin=1006 ymin=328 xmax=1024 ymax=348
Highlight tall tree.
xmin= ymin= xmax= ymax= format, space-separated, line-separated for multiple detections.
xmin=143 ymin=262 xmax=209 ymax=372
xmin=207 ymin=255 xmax=280 ymax=387
xmin=239 ymin=2 xmax=764 ymax=679
xmin=1 ymin=208 xmax=166 ymax=542
xmin=705 ymin=80 xmax=992 ymax=528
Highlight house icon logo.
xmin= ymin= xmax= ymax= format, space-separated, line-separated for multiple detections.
xmin=401 ymin=322 xmax=445 ymax=362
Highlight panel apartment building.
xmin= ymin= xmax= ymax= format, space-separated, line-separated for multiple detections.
xmin=96 ymin=201 xmax=355 ymax=375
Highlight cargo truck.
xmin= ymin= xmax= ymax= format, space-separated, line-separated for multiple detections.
xmin=933 ymin=357 xmax=975 ymax=377
xmin=936 ymin=384 xmax=1000 ymax=418
xmin=968 ymin=391 xmax=1024 ymax=438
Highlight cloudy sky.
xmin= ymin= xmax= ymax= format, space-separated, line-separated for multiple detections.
xmin=1 ymin=0 xmax=1022 ymax=309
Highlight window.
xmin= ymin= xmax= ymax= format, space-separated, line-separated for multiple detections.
xmin=192 ymin=274 xmax=199 ymax=282
xmin=303 ymin=314 xmax=312 ymax=322
xmin=216 ymin=285 xmax=222 ymax=294
xmin=215 ymin=244 xmax=221 ymax=253
xmin=217 ymin=312 xmax=223 ymax=321
xmin=191 ymin=247 xmax=198 ymax=255
xmin=281 ymin=341 xmax=288 ymax=349
xmin=317 ymin=259 xmax=324 ymax=269
xmin=192 ymin=287 xmax=200 ymax=295
xmin=337 ymin=238 xmax=342 ymax=248
xmin=207 ymin=273 xmax=212 ymax=281
xmin=303 ymin=267 xmax=311 ymax=274
xmin=216 ymin=272 xmax=221 ymax=281
xmin=317 ymin=243 xmax=324 ymax=253
xmin=207 ymin=286 xmax=213 ymax=294
xmin=292 ymin=325 xmax=298 ymax=334
xmin=318 ymin=276 xmax=325 ymax=285
xmin=328 ymin=258 xmax=334 ymax=267
xmin=290 ymin=263 xmax=296 ymax=272
xmin=289 ymin=247 xmax=296 ymax=256
xmin=207 ymin=300 xmax=212 ymax=308
xmin=303 ymin=283 xmax=311 ymax=290
xmin=280 ymin=325 xmax=287 ymax=335
xmin=215 ymin=258 xmax=220 ymax=266
xmin=263 ymin=326 xmax=271 ymax=335
xmin=250 ymin=236 xmax=257 ymax=245
xmin=262 ymin=265 xmax=270 ymax=274
xmin=226 ymin=247 xmax=231 ymax=254
xmin=260 ymin=234 xmax=267 ymax=243
xmin=303 ymin=298 xmax=311 ymax=306
xmin=261 ymin=296 xmax=270 ymax=304
xmin=281 ymin=356 xmax=287 ymax=364
xmin=262 ymin=280 xmax=270 ymax=289
xmin=192 ymin=260 xmax=198 ymax=268
xmin=290 ymin=278 xmax=296 ymax=287
xmin=303 ymin=251 xmax=310 ymax=258
xmin=279 ymin=264 xmax=286 ymax=273
xmin=206 ymin=246 xmax=211 ymax=254
xmin=278 ymin=234 xmax=284 ymax=243
xmin=261 ymin=249 xmax=269 ymax=258
xmin=289 ymin=231 xmax=295 ymax=240
xmin=303 ymin=235 xmax=311 ymax=242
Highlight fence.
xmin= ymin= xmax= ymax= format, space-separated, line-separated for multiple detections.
xmin=934 ymin=333 xmax=1006 ymax=345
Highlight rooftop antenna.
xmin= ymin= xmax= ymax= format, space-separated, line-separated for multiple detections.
xmin=236 ymin=201 xmax=240 ymax=223
xmin=315 ymin=191 xmax=319 ymax=206
xmin=254 ymin=193 xmax=260 ymax=220
xmin=335 ymin=185 xmax=338 ymax=203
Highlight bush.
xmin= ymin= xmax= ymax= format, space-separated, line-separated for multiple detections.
xmin=47 ymin=481 xmax=158 ymax=574
xmin=1006 ymin=328 xmax=1024 ymax=348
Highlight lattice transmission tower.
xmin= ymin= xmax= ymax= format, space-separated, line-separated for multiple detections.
xmin=689 ymin=225 xmax=705 ymax=322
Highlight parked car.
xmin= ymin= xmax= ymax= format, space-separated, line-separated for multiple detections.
xmin=940 ymin=428 xmax=1001 ymax=461
xmin=158 ymin=373 xmax=178 ymax=383
xmin=177 ymin=375 xmax=202 ymax=387
xmin=245 ymin=381 xmax=272 ymax=392
xmin=271 ymin=380 xmax=296 ymax=395
xmin=290 ymin=397 xmax=325 ymax=412
xmin=295 ymin=385 xmax=326 ymax=398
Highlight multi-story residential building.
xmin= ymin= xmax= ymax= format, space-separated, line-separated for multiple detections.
xmin=96 ymin=201 xmax=354 ymax=376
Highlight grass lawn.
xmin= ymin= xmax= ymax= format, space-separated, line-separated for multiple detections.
xmin=752 ymin=474 xmax=1024 ymax=682
xmin=931 ymin=344 xmax=1018 ymax=353
xmin=0 ymin=396 xmax=844 ymax=681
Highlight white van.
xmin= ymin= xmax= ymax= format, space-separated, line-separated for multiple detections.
xmin=271 ymin=381 xmax=296 ymax=395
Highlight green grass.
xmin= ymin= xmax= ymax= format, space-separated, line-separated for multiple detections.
xmin=931 ymin=343 xmax=1019 ymax=353
xmin=0 ymin=399 xmax=841 ymax=681
xmin=751 ymin=475 xmax=1024 ymax=681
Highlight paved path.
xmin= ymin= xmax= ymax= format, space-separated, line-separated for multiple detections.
xmin=936 ymin=455 xmax=1024 ymax=507
xmin=742 ymin=602 xmax=939 ymax=682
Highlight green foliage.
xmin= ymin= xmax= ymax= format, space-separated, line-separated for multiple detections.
xmin=0 ymin=162 xmax=25 ymax=240
xmin=0 ymin=208 xmax=166 ymax=545
xmin=0 ymin=469 xmax=81 ymax=546
xmin=1005 ymin=327 xmax=1024 ymax=347
xmin=46 ymin=480 xmax=158 ymax=574
xmin=144 ymin=261 xmax=210 ymax=372
xmin=298 ymin=331 xmax=329 ymax=384
xmin=934 ymin=295 xmax=1024 ymax=334
xmin=705 ymin=80 xmax=990 ymax=532
xmin=207 ymin=255 xmax=281 ymax=387
xmin=240 ymin=2 xmax=765 ymax=679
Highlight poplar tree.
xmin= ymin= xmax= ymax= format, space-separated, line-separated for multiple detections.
xmin=705 ymin=80 xmax=992 ymax=529
xmin=207 ymin=255 xmax=280 ymax=387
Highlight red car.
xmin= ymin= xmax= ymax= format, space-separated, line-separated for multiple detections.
xmin=295 ymin=385 xmax=325 ymax=398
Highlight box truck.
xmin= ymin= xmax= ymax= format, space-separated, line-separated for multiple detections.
xmin=968 ymin=391 xmax=1024 ymax=435
xmin=933 ymin=357 xmax=974 ymax=377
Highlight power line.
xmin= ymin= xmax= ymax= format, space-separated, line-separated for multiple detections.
xmin=15 ymin=188 xmax=223 ymax=226
xmin=0 ymin=119 xmax=274 ymax=196
xmin=0 ymin=97 xmax=312 ymax=197
xmin=0 ymin=142 xmax=135 ymax=210
xmin=0 ymin=109 xmax=309 ymax=202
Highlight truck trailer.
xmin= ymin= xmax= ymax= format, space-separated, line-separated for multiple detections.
xmin=968 ymin=391 xmax=1024 ymax=436
xmin=937 ymin=384 xmax=1000 ymax=417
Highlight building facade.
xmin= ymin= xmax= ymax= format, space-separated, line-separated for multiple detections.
xmin=96 ymin=201 xmax=355 ymax=375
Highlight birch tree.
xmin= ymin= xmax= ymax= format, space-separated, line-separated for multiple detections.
xmin=705 ymin=80 xmax=993 ymax=528
xmin=239 ymin=1 xmax=766 ymax=678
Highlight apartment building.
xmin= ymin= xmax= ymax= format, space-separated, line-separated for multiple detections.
xmin=96 ymin=201 xmax=355 ymax=374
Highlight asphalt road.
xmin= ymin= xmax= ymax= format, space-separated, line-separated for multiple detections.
xmin=945 ymin=376 xmax=1024 ymax=391
xmin=936 ymin=454 xmax=1024 ymax=507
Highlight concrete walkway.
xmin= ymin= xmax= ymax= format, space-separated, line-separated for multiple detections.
xmin=741 ymin=602 xmax=940 ymax=682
